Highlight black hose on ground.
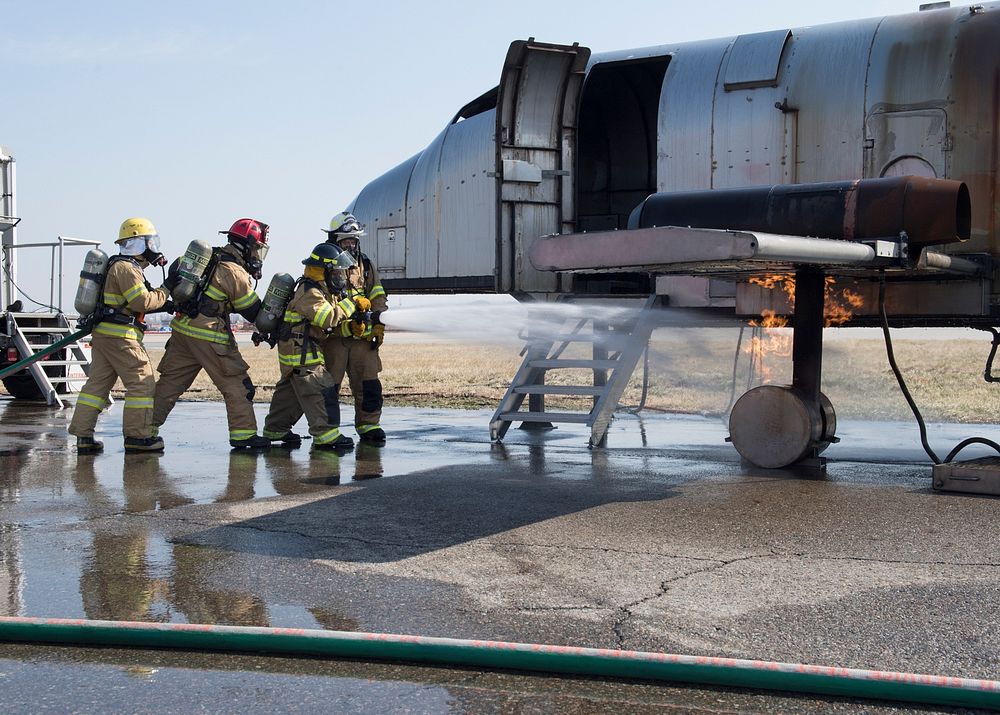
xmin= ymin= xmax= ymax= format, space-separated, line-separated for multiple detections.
xmin=878 ymin=272 xmax=1000 ymax=465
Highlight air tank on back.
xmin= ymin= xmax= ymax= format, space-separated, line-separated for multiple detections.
xmin=74 ymin=248 xmax=109 ymax=316
xmin=254 ymin=272 xmax=296 ymax=334
xmin=171 ymin=240 xmax=214 ymax=304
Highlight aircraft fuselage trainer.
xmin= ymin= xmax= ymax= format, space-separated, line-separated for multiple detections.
xmin=348 ymin=4 xmax=999 ymax=476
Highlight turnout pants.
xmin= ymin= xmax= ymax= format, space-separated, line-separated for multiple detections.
xmin=68 ymin=334 xmax=155 ymax=439
xmin=324 ymin=336 xmax=383 ymax=433
xmin=152 ymin=332 xmax=258 ymax=442
xmin=262 ymin=364 xmax=345 ymax=446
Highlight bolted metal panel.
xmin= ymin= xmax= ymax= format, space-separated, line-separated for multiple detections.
xmin=723 ymin=29 xmax=791 ymax=90
xmin=711 ymin=70 xmax=791 ymax=187
xmin=438 ymin=109 xmax=498 ymax=279
xmin=497 ymin=40 xmax=590 ymax=294
xmin=778 ymin=19 xmax=877 ymax=184
xmin=404 ymin=127 xmax=448 ymax=278
xmin=376 ymin=227 xmax=405 ymax=275
xmin=348 ymin=152 xmax=418 ymax=276
xmin=866 ymin=3 xmax=1000 ymax=256
xmin=868 ymin=109 xmax=948 ymax=179
xmin=658 ymin=38 xmax=730 ymax=191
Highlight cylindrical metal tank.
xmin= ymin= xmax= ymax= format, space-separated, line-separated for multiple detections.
xmin=628 ymin=176 xmax=971 ymax=247
xmin=254 ymin=272 xmax=296 ymax=334
xmin=728 ymin=386 xmax=837 ymax=469
xmin=171 ymin=240 xmax=214 ymax=304
xmin=73 ymin=248 xmax=109 ymax=316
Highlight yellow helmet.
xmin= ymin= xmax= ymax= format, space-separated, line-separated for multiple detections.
xmin=118 ymin=217 xmax=157 ymax=243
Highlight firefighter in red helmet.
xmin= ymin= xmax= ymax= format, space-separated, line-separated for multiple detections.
xmin=152 ymin=218 xmax=270 ymax=448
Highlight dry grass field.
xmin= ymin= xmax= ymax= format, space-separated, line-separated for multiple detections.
xmin=4 ymin=330 xmax=998 ymax=423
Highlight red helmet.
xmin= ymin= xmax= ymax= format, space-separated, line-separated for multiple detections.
xmin=221 ymin=218 xmax=269 ymax=246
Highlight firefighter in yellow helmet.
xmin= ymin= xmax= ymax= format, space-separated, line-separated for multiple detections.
xmin=68 ymin=217 xmax=173 ymax=453
xmin=152 ymin=219 xmax=269 ymax=448
xmin=261 ymin=242 xmax=360 ymax=450
xmin=322 ymin=212 xmax=388 ymax=445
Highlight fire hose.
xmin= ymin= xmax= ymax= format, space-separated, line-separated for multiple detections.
xmin=0 ymin=617 xmax=997 ymax=710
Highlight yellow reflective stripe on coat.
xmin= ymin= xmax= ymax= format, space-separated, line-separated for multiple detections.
xmin=93 ymin=323 xmax=143 ymax=341
xmin=337 ymin=298 xmax=356 ymax=317
xmin=124 ymin=396 xmax=154 ymax=409
xmin=312 ymin=303 xmax=333 ymax=327
xmin=203 ymin=284 xmax=227 ymax=301
xmin=169 ymin=316 xmax=231 ymax=344
xmin=278 ymin=351 xmax=323 ymax=367
xmin=122 ymin=282 xmax=147 ymax=303
xmin=284 ymin=310 xmax=305 ymax=324
xmin=313 ymin=427 xmax=342 ymax=445
xmin=77 ymin=392 xmax=110 ymax=410
xmin=233 ymin=291 xmax=258 ymax=310
xmin=103 ymin=292 xmax=126 ymax=306
xmin=368 ymin=284 xmax=386 ymax=299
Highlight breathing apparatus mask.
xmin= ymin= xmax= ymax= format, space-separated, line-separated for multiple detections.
xmin=119 ymin=235 xmax=167 ymax=267
xmin=336 ymin=235 xmax=361 ymax=261
xmin=245 ymin=242 xmax=269 ymax=280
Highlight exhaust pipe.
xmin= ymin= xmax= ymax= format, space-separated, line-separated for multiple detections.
xmin=627 ymin=176 xmax=971 ymax=247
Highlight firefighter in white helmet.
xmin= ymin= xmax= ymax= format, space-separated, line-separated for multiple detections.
xmin=321 ymin=212 xmax=388 ymax=445
xmin=68 ymin=217 xmax=173 ymax=453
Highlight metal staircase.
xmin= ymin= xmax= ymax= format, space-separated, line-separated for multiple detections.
xmin=6 ymin=312 xmax=91 ymax=407
xmin=490 ymin=295 xmax=660 ymax=446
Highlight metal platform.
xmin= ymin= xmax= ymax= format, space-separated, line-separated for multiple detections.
xmin=933 ymin=456 xmax=1000 ymax=496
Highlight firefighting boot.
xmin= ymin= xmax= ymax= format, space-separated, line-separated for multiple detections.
xmin=124 ymin=436 xmax=165 ymax=452
xmin=77 ymin=436 xmax=104 ymax=454
xmin=267 ymin=431 xmax=303 ymax=447
xmin=230 ymin=434 xmax=272 ymax=450
xmin=313 ymin=434 xmax=354 ymax=452
xmin=358 ymin=427 xmax=386 ymax=445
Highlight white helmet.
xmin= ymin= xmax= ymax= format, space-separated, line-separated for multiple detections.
xmin=325 ymin=211 xmax=366 ymax=239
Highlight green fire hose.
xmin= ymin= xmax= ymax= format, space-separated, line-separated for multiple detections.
xmin=0 ymin=328 xmax=90 ymax=381
xmin=0 ymin=617 xmax=997 ymax=710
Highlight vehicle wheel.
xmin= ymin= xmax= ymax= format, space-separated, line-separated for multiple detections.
xmin=1 ymin=373 xmax=44 ymax=400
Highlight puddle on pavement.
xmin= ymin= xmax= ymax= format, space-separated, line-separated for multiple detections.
xmin=0 ymin=397 xmax=944 ymax=633
xmin=0 ymin=399 xmax=413 ymax=627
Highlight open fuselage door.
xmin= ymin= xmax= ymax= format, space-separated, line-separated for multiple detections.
xmin=496 ymin=40 xmax=590 ymax=295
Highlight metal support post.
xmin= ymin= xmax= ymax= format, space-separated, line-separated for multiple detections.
xmin=791 ymin=268 xmax=825 ymax=402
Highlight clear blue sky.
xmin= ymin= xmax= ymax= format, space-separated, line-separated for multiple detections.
xmin=3 ymin=0 xmax=926 ymax=305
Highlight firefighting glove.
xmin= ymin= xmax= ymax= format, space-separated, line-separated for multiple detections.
xmin=160 ymin=300 xmax=176 ymax=315
xmin=350 ymin=321 xmax=366 ymax=338
xmin=372 ymin=323 xmax=385 ymax=349
xmin=353 ymin=296 xmax=372 ymax=312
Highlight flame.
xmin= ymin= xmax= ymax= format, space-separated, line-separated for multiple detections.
xmin=744 ymin=273 xmax=866 ymax=383
xmin=822 ymin=277 xmax=864 ymax=327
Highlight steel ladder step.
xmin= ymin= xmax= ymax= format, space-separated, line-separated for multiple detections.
xmin=44 ymin=377 xmax=87 ymax=383
xmin=512 ymin=385 xmax=605 ymax=396
xmin=37 ymin=360 xmax=90 ymax=367
xmin=528 ymin=359 xmax=620 ymax=370
xmin=18 ymin=326 xmax=72 ymax=333
xmin=499 ymin=412 xmax=592 ymax=423
xmin=538 ymin=333 xmax=632 ymax=346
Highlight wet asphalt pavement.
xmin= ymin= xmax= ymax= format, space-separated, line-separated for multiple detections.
xmin=1 ymin=397 xmax=1000 ymax=713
